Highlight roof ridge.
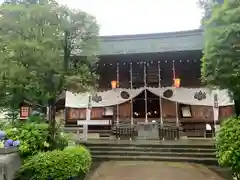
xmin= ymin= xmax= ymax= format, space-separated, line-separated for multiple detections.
xmin=100 ymin=29 xmax=203 ymax=42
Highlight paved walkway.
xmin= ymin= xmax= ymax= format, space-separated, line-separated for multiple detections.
xmin=87 ymin=161 xmax=225 ymax=180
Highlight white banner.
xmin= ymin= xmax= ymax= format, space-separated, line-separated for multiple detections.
xmin=65 ymin=87 xmax=234 ymax=108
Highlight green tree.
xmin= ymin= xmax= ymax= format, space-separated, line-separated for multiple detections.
xmin=201 ymin=0 xmax=240 ymax=115
xmin=198 ymin=0 xmax=224 ymax=26
xmin=0 ymin=0 xmax=99 ymax=147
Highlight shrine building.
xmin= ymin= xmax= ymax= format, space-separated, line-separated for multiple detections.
xmin=63 ymin=29 xmax=233 ymax=137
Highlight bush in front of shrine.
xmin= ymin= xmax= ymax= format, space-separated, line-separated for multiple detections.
xmin=15 ymin=146 xmax=92 ymax=180
xmin=216 ymin=116 xmax=240 ymax=179
xmin=4 ymin=118 xmax=69 ymax=159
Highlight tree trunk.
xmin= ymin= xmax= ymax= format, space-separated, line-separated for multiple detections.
xmin=234 ymin=98 xmax=240 ymax=117
xmin=48 ymin=98 xmax=56 ymax=149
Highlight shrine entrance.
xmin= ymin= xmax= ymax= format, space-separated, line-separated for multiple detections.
xmin=133 ymin=90 xmax=160 ymax=122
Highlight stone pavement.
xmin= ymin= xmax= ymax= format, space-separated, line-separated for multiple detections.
xmin=86 ymin=161 xmax=225 ymax=180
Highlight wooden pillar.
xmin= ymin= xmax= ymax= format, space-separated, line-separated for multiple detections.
xmin=158 ymin=61 xmax=163 ymax=127
xmin=130 ymin=62 xmax=133 ymax=125
xmin=172 ymin=60 xmax=179 ymax=127
xmin=116 ymin=62 xmax=119 ymax=125
xmin=144 ymin=62 xmax=148 ymax=123
xmin=64 ymin=107 xmax=68 ymax=126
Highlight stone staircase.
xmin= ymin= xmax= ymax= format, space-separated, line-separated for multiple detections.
xmin=82 ymin=142 xmax=218 ymax=165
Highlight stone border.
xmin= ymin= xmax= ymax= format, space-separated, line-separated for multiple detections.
xmin=0 ymin=147 xmax=18 ymax=154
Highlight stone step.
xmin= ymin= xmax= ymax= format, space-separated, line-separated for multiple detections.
xmin=82 ymin=143 xmax=215 ymax=149
xmin=99 ymin=133 xmax=111 ymax=138
xmin=87 ymin=146 xmax=216 ymax=153
xmin=91 ymin=151 xmax=216 ymax=158
xmin=92 ymin=155 xmax=218 ymax=165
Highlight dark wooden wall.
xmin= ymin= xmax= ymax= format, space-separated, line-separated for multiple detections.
xmin=67 ymin=108 xmax=105 ymax=120
xmin=97 ymin=51 xmax=202 ymax=90
xmin=66 ymin=100 xmax=234 ymax=124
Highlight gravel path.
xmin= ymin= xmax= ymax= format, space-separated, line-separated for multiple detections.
xmin=86 ymin=161 xmax=225 ymax=180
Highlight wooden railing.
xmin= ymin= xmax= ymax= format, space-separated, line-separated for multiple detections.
xmin=113 ymin=122 xmax=181 ymax=140
xmin=66 ymin=120 xmax=209 ymax=140
xmin=115 ymin=126 xmax=136 ymax=139
xmin=112 ymin=121 xmax=137 ymax=139
xmin=183 ymin=128 xmax=207 ymax=137
xmin=158 ymin=126 xmax=180 ymax=140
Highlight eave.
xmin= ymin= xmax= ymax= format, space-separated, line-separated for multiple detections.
xmin=98 ymin=29 xmax=204 ymax=55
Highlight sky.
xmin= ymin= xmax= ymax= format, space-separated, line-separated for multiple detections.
xmin=58 ymin=0 xmax=203 ymax=36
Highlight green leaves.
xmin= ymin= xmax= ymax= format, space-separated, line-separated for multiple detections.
xmin=4 ymin=121 xmax=49 ymax=157
xmin=0 ymin=1 xmax=99 ymax=111
xmin=216 ymin=116 xmax=240 ymax=176
xmin=15 ymin=146 xmax=92 ymax=180
xmin=201 ymin=0 xmax=240 ymax=95
xmin=0 ymin=2 xmax=61 ymax=108
xmin=4 ymin=119 xmax=69 ymax=158
xmin=198 ymin=0 xmax=223 ymax=26
xmin=0 ymin=1 xmax=99 ymax=148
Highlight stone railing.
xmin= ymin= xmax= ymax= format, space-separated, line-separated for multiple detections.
xmin=0 ymin=147 xmax=21 ymax=180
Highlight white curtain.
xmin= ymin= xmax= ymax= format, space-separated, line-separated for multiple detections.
xmin=65 ymin=88 xmax=144 ymax=108
xmin=65 ymin=87 xmax=234 ymax=108
xmin=147 ymin=87 xmax=233 ymax=106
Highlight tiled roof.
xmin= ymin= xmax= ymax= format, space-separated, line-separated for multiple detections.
xmin=99 ymin=29 xmax=203 ymax=55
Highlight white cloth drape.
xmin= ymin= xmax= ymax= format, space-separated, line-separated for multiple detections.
xmin=65 ymin=87 xmax=234 ymax=108
xmin=148 ymin=87 xmax=212 ymax=106
xmin=65 ymin=88 xmax=144 ymax=108
xmin=148 ymin=87 xmax=233 ymax=106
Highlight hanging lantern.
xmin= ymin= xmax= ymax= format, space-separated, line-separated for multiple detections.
xmin=111 ymin=80 xmax=117 ymax=89
xmin=20 ymin=106 xmax=29 ymax=118
xmin=174 ymin=78 xmax=181 ymax=88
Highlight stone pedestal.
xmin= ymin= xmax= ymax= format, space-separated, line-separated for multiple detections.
xmin=0 ymin=147 xmax=21 ymax=180
xmin=137 ymin=122 xmax=159 ymax=140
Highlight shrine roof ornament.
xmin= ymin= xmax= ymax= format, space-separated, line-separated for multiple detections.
xmin=97 ymin=29 xmax=203 ymax=55
xmin=120 ymin=91 xmax=130 ymax=99
xmin=92 ymin=94 xmax=102 ymax=103
xmin=194 ymin=91 xmax=207 ymax=101
xmin=163 ymin=89 xmax=173 ymax=98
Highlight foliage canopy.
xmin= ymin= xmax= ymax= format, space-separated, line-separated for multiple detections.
xmin=198 ymin=0 xmax=224 ymax=23
xmin=0 ymin=0 xmax=99 ymax=110
xmin=0 ymin=0 xmax=99 ymax=146
xmin=201 ymin=0 xmax=240 ymax=113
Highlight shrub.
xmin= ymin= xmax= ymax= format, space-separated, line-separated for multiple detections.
xmin=4 ymin=120 xmax=69 ymax=158
xmin=216 ymin=116 xmax=240 ymax=179
xmin=63 ymin=146 xmax=92 ymax=173
xmin=54 ymin=123 xmax=69 ymax=150
xmin=0 ymin=130 xmax=20 ymax=148
xmin=0 ymin=120 xmax=8 ymax=129
xmin=15 ymin=146 xmax=92 ymax=180
xmin=27 ymin=115 xmax=45 ymax=123
xmin=5 ymin=122 xmax=49 ymax=158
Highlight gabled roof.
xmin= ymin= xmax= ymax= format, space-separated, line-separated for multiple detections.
xmin=99 ymin=29 xmax=203 ymax=55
